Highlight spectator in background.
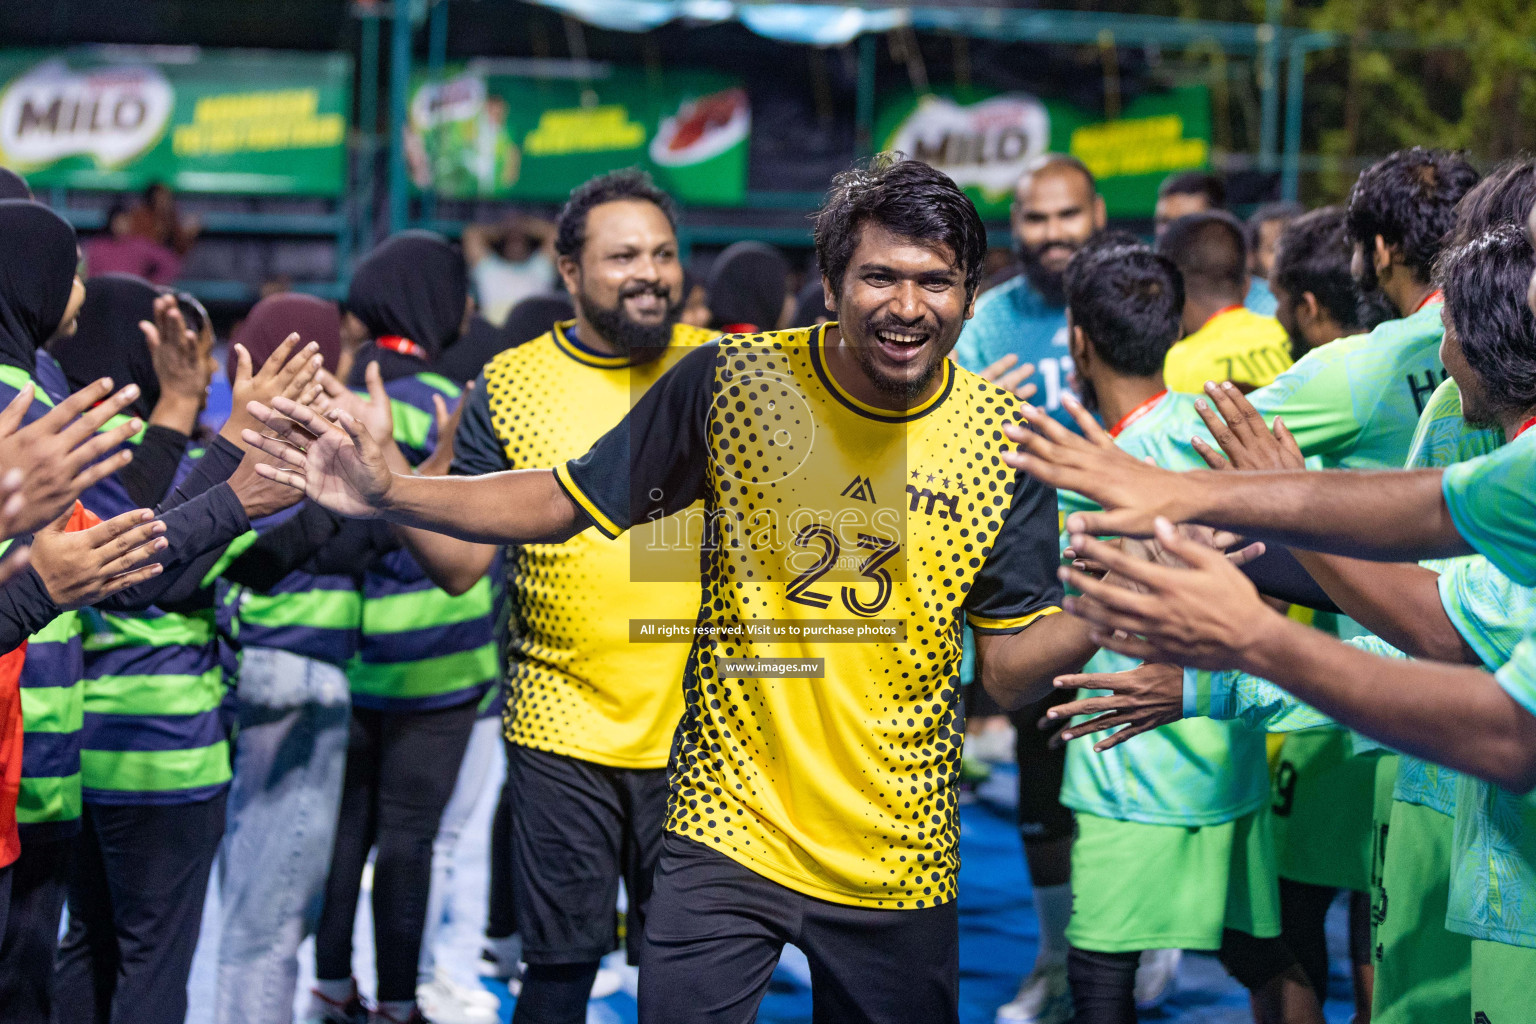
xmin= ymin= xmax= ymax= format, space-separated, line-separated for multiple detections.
xmin=1155 ymin=170 xmax=1282 ymax=315
xmin=502 ymin=292 xmax=575 ymax=348
xmin=0 ymin=168 xmax=32 ymax=200
xmin=462 ymin=214 xmax=557 ymax=327
xmin=1248 ymin=201 xmax=1305 ymax=280
xmin=679 ymin=268 xmax=710 ymax=328
xmin=130 ymin=182 xmax=201 ymax=256
xmin=707 ymin=241 xmax=791 ymax=333
xmin=1153 ymin=171 xmax=1225 ymax=235
xmin=1157 ymin=210 xmax=1293 ymax=393
xmin=83 ymin=199 xmax=182 ymax=286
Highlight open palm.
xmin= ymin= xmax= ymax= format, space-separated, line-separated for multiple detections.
xmin=242 ymin=398 xmax=393 ymax=519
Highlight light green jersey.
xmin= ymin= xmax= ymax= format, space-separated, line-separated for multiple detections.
xmin=1245 ymin=302 xmax=1448 ymax=468
xmin=1442 ymin=430 xmax=1536 ymax=587
xmin=1060 ymin=391 xmax=1270 ymax=827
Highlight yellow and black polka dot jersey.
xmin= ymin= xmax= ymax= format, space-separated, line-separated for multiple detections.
xmin=558 ymin=324 xmax=1063 ymax=908
xmin=451 ymin=320 xmax=716 ymax=768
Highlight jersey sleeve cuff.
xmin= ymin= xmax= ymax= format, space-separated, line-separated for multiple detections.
xmin=1495 ymin=636 xmax=1536 ymax=722
xmin=553 ymin=463 xmax=623 ymax=540
xmin=1185 ymin=667 xmax=1237 ymax=720
xmin=966 ymin=605 xmax=1060 ymax=635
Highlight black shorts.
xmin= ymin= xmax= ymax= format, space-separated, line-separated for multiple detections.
xmin=638 ymin=834 xmax=960 ymax=1024
xmin=505 ymin=743 xmax=669 ymax=965
xmin=1010 ymin=687 xmax=1075 ymax=843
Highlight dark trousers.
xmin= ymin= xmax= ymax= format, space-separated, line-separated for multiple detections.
xmin=638 ymin=834 xmax=960 ymax=1024
xmin=314 ymin=699 xmax=475 ymax=1003
xmin=486 ymin=741 xmax=516 ymax=941
xmin=53 ymin=794 xmax=227 ymax=1024
xmin=0 ymin=836 xmax=73 ymax=1024
xmin=0 ymin=860 xmax=12 ymax=945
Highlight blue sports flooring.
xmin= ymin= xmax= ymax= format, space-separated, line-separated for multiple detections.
xmin=186 ymin=765 xmax=1356 ymax=1024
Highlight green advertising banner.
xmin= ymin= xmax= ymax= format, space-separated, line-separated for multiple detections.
xmin=876 ymin=85 xmax=1211 ymax=218
xmin=407 ymin=63 xmax=748 ymax=206
xmin=0 ymin=48 xmax=350 ymax=196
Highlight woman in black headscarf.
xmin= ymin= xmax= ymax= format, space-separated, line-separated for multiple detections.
xmin=0 ymin=199 xmax=83 ymax=378
xmin=0 ymin=169 xmax=32 ymax=202
xmin=344 ymin=229 xmax=467 ymax=387
xmin=310 ymin=230 xmax=499 ymax=1024
xmin=707 ymin=240 xmax=792 ymax=333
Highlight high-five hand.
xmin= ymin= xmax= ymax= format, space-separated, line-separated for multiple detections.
xmin=220 ymin=334 xmax=324 ymax=450
xmin=1001 ymin=393 xmax=1191 ymax=538
xmin=241 ymin=397 xmax=394 ymax=518
xmin=1189 ymin=381 xmax=1304 ymax=472
xmin=1042 ymin=662 xmax=1186 ymax=751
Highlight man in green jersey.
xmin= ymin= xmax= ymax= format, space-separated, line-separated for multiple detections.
xmin=243 ymin=157 xmax=1106 ymax=1024
xmin=1013 ymin=216 xmax=1536 ymax=1021
xmin=1053 ymin=241 xmax=1323 ymax=1024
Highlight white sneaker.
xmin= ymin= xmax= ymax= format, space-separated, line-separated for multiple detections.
xmin=995 ymin=963 xmax=1072 ymax=1024
xmin=1134 ymin=948 xmax=1181 ymax=1010
xmin=589 ymin=965 xmax=624 ymax=1001
xmin=416 ymin=976 xmax=497 ymax=1024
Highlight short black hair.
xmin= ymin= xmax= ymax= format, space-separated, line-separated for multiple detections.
xmin=1273 ymin=206 xmax=1367 ymax=329
xmin=1247 ymin=201 xmax=1304 ymax=244
xmin=1155 ymin=211 xmax=1249 ymax=303
xmin=554 ymin=168 xmax=678 ymax=260
xmin=1447 ymin=159 xmax=1536 ymax=248
xmin=1437 ymin=225 xmax=1536 ymax=417
xmin=1065 ymin=243 xmax=1185 ymax=376
xmin=1158 ymin=171 xmax=1226 ymax=208
xmin=1018 ymin=153 xmax=1098 ymax=197
xmin=1344 ymin=148 xmax=1480 ymax=282
xmin=814 ymin=153 xmax=987 ymax=305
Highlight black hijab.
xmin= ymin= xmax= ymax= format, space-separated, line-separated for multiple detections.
xmin=0 ymin=169 xmax=33 ymax=201
xmin=433 ymin=292 xmax=573 ymax=384
xmin=0 ymin=199 xmax=79 ymax=371
xmin=50 ymin=274 xmax=162 ymax=418
xmin=346 ymin=230 xmax=466 ymax=385
xmin=708 ymin=241 xmax=790 ymax=332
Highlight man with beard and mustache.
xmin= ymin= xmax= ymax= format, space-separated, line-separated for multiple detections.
xmin=1269 ymin=206 xmax=1393 ymax=363
xmin=1157 ymin=211 xmax=1294 ymax=394
xmin=376 ymin=169 xmax=717 ymax=1024
xmin=954 ymin=154 xmax=1105 ymax=433
xmin=242 ymin=155 xmax=1102 ymax=1024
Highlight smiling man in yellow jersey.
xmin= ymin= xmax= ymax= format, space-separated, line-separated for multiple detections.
xmin=245 ymin=156 xmax=1103 ymax=1024
xmin=1158 ymin=211 xmax=1293 ymax=394
xmin=390 ymin=170 xmax=713 ymax=1024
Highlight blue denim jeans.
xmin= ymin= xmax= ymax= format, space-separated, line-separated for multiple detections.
xmin=215 ymin=647 xmax=351 ymax=1024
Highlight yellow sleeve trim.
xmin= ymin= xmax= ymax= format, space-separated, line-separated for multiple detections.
xmin=553 ymin=463 xmax=623 ymax=540
xmin=967 ymin=605 xmax=1062 ymax=633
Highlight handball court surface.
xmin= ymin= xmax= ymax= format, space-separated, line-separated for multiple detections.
xmin=185 ymin=765 xmax=1357 ymax=1024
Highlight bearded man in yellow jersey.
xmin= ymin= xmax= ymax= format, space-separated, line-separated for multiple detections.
xmin=1159 ymin=211 xmax=1293 ymax=394
xmin=385 ymin=169 xmax=715 ymax=1024
xmin=244 ymin=156 xmax=1102 ymax=1024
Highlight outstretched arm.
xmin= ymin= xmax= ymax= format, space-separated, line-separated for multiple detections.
xmin=1002 ymin=391 xmax=1468 ymax=562
xmin=243 ymin=397 xmax=582 ymax=546
xmin=976 ymin=612 xmax=1099 ymax=709
xmin=1062 ymin=522 xmax=1536 ymax=793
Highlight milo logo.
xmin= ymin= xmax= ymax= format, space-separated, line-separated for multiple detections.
xmin=887 ymin=93 xmax=1050 ymax=199
xmin=0 ymin=59 xmax=172 ymax=168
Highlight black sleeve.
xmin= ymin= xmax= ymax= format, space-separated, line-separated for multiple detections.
xmin=963 ymin=471 xmax=1066 ymax=633
xmin=164 ymin=435 xmax=244 ymax=505
xmin=557 ymin=342 xmax=717 ymax=539
xmin=308 ymin=519 xmax=396 ymax=576
xmin=115 ymin=426 xmax=191 ymax=508
xmin=0 ymin=570 xmax=62 ymax=651
xmin=449 ymin=374 xmax=512 ymax=476
xmin=1240 ymin=547 xmax=1342 ymax=614
xmin=96 ymin=482 xmax=251 ymax=611
xmin=220 ymin=503 xmax=347 ymax=592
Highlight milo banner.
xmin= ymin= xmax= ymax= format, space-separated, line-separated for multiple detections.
xmin=877 ymin=85 xmax=1211 ymax=218
xmin=0 ymin=48 xmax=350 ymax=196
xmin=407 ymin=63 xmax=748 ymax=205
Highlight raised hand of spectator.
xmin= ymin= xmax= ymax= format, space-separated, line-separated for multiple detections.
xmin=30 ymin=506 xmax=167 ymax=610
xmin=220 ymin=334 xmax=324 ymax=451
xmin=414 ymin=381 xmax=471 ymax=478
xmin=141 ymin=293 xmax=213 ymax=434
xmin=0 ymin=379 xmax=146 ymax=537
